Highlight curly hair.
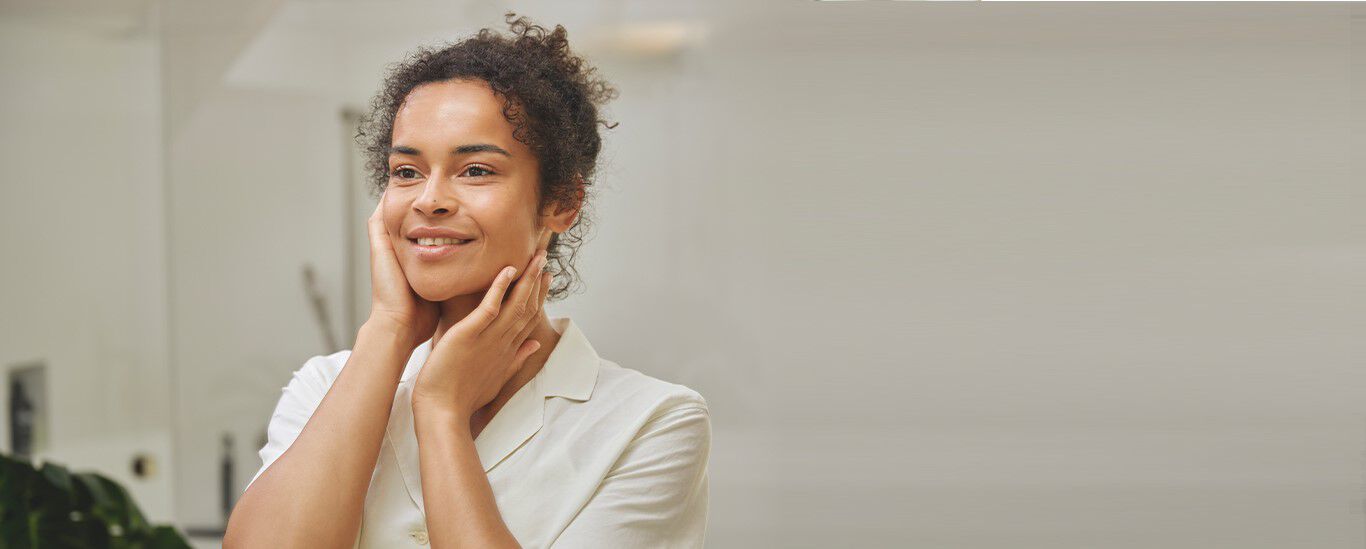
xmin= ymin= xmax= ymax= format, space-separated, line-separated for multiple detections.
xmin=356 ymin=11 xmax=619 ymax=302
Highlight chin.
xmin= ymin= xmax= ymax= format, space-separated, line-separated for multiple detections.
xmin=409 ymin=274 xmax=481 ymax=302
xmin=411 ymin=282 xmax=459 ymax=302
xmin=412 ymin=286 xmax=454 ymax=302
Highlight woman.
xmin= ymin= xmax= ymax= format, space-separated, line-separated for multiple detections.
xmin=224 ymin=13 xmax=711 ymax=549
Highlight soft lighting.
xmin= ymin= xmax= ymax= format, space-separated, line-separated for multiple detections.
xmin=582 ymin=20 xmax=709 ymax=58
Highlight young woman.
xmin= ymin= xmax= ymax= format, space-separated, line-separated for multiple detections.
xmin=224 ymin=13 xmax=711 ymax=549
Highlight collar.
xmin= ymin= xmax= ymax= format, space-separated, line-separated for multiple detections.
xmin=386 ymin=316 xmax=601 ymax=516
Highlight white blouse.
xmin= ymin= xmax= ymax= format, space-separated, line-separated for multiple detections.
xmin=245 ymin=316 xmax=711 ymax=548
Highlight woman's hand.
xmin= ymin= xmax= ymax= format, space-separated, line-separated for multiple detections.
xmin=412 ymin=248 xmax=552 ymax=419
xmin=366 ymin=188 xmax=440 ymax=353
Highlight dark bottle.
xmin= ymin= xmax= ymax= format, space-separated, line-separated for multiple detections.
xmin=8 ymin=379 xmax=34 ymax=459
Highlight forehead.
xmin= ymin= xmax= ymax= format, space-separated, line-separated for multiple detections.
xmin=391 ymin=79 xmax=520 ymax=151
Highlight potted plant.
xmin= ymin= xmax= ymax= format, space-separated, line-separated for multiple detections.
xmin=0 ymin=452 xmax=191 ymax=548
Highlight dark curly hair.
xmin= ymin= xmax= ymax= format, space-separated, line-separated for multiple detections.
xmin=356 ymin=11 xmax=619 ymax=302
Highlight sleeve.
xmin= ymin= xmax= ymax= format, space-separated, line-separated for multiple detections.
xmin=551 ymin=401 xmax=712 ymax=549
xmin=243 ymin=354 xmax=335 ymax=494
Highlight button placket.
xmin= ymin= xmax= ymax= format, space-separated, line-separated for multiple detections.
xmin=409 ymin=529 xmax=429 ymax=545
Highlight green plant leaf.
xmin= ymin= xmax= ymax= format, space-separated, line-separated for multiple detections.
xmin=37 ymin=462 xmax=74 ymax=508
xmin=146 ymin=525 xmax=194 ymax=549
xmin=73 ymin=473 xmax=113 ymax=511
xmin=0 ymin=453 xmax=192 ymax=548
xmin=95 ymin=474 xmax=151 ymax=534
xmin=0 ymin=454 xmax=40 ymax=520
xmin=0 ymin=512 xmax=34 ymax=549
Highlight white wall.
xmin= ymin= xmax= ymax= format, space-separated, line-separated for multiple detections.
xmin=687 ymin=5 xmax=1365 ymax=546
xmin=0 ymin=9 xmax=174 ymax=520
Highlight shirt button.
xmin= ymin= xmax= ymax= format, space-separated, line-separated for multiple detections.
xmin=410 ymin=530 xmax=429 ymax=545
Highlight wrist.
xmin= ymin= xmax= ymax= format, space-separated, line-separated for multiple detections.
xmin=413 ymin=399 xmax=471 ymax=433
xmin=362 ymin=317 xmax=416 ymax=348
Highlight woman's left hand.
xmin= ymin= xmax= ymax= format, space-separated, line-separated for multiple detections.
xmin=412 ymin=249 xmax=553 ymax=420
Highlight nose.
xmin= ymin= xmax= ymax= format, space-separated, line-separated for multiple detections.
xmin=411 ymin=174 xmax=459 ymax=217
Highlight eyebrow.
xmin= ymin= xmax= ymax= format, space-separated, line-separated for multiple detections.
xmin=388 ymin=143 xmax=512 ymax=158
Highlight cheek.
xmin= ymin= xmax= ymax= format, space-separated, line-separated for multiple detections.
xmin=388 ymin=233 xmax=407 ymax=255
xmin=470 ymin=194 xmax=535 ymax=239
xmin=381 ymin=203 xmax=404 ymax=234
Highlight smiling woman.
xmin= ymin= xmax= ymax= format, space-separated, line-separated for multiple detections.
xmin=223 ymin=10 xmax=711 ymax=549
xmin=357 ymin=12 xmax=620 ymax=304
xmin=375 ymin=77 xmax=560 ymax=302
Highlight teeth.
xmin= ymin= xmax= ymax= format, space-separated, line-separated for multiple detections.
xmin=416 ymin=237 xmax=469 ymax=246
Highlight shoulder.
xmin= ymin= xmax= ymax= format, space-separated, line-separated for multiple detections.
xmin=541 ymin=357 xmax=710 ymax=478
xmin=587 ymin=358 xmax=709 ymax=427
xmin=571 ymin=360 xmax=711 ymax=484
xmin=285 ymin=348 xmax=353 ymax=395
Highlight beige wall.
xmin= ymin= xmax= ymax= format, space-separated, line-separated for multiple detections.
xmin=0 ymin=8 xmax=173 ymax=519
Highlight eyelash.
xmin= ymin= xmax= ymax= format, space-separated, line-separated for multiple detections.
xmin=389 ymin=165 xmax=495 ymax=179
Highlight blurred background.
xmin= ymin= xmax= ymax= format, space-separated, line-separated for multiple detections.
xmin=1 ymin=0 xmax=1363 ymax=547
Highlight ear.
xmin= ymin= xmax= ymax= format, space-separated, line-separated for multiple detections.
xmin=541 ymin=180 xmax=584 ymax=234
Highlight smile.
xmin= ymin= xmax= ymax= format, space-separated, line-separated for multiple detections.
xmin=409 ymin=238 xmax=474 ymax=260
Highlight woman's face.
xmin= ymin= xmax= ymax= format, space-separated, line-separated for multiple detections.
xmin=381 ymin=78 xmax=570 ymax=302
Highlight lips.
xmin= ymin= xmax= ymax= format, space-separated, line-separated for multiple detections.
xmin=406 ymin=226 xmax=477 ymax=240
xmin=411 ymin=237 xmax=473 ymax=246
xmin=408 ymin=238 xmax=472 ymax=260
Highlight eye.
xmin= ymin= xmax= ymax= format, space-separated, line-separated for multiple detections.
xmin=463 ymin=165 xmax=496 ymax=178
xmin=390 ymin=166 xmax=420 ymax=180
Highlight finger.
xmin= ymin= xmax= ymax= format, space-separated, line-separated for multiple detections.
xmin=516 ymin=257 xmax=546 ymax=328
xmin=538 ymin=271 xmax=551 ymax=306
xmin=510 ymin=273 xmax=544 ymax=346
xmin=367 ymin=203 xmax=393 ymax=261
xmin=368 ymin=190 xmax=390 ymax=243
xmin=371 ymin=188 xmax=386 ymax=221
xmin=492 ymin=251 xmax=544 ymax=337
xmin=469 ymin=265 xmax=517 ymax=332
xmin=496 ymin=252 xmax=541 ymax=343
xmin=513 ymin=312 xmax=537 ymax=353
xmin=521 ymin=254 xmax=544 ymax=314
xmin=516 ymin=252 xmax=546 ymax=324
xmin=510 ymin=338 xmax=542 ymax=375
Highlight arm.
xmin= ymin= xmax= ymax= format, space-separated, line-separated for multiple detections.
xmin=552 ymin=404 xmax=712 ymax=548
xmin=224 ymin=320 xmax=412 ymax=549
xmin=413 ymin=405 xmax=522 ymax=549
xmin=405 ymin=250 xmax=550 ymax=548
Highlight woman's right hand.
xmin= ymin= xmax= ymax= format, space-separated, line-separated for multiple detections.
xmin=367 ymin=188 xmax=439 ymax=353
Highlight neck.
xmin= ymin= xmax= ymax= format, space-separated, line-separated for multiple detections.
xmin=431 ymin=296 xmax=562 ymax=433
